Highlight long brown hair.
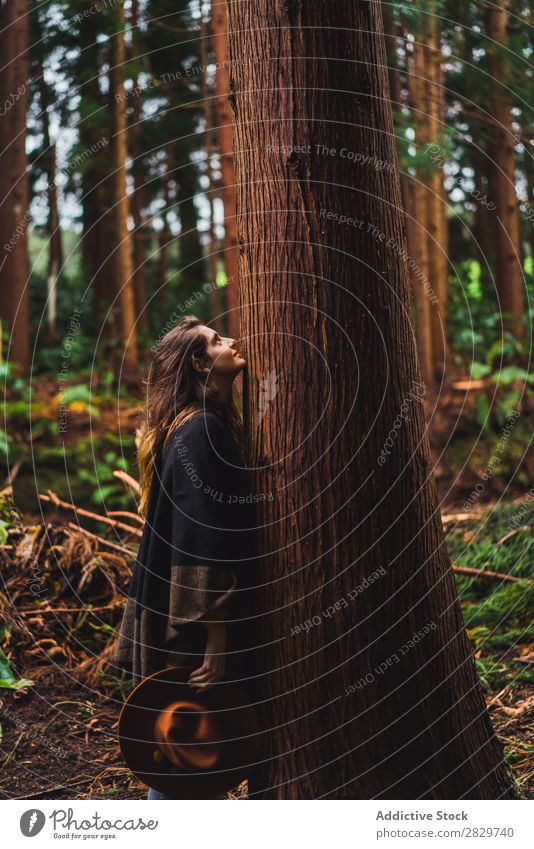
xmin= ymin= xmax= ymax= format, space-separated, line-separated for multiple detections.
xmin=137 ymin=315 xmax=244 ymax=517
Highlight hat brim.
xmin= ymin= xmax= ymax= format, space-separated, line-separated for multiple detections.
xmin=118 ymin=666 xmax=260 ymax=799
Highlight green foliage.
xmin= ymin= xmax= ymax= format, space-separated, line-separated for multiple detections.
xmin=77 ymin=447 xmax=132 ymax=508
xmin=448 ymin=503 xmax=534 ymax=692
xmin=475 ymin=656 xmax=534 ymax=692
xmin=0 ymin=647 xmax=34 ymax=691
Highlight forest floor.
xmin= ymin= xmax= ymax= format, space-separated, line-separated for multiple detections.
xmin=0 ymin=377 xmax=532 ymax=799
xmin=0 ymin=486 xmax=532 ymax=801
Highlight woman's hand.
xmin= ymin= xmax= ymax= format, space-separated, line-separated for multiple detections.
xmin=188 ymin=620 xmax=227 ymax=693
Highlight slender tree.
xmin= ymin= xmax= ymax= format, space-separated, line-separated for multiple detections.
xmin=156 ymin=145 xmax=173 ymax=315
xmin=75 ymin=8 xmax=115 ymax=320
xmin=0 ymin=0 xmax=30 ymax=371
xmin=145 ymin=0 xmax=206 ymax=307
xmin=485 ymin=0 xmax=525 ymax=336
xmin=424 ymin=12 xmax=449 ymax=380
xmin=35 ymin=63 xmax=63 ymax=343
xmin=109 ymin=0 xmax=139 ymax=385
xmin=129 ymin=0 xmax=148 ymax=332
xmin=227 ymin=0 xmax=515 ymax=799
xmin=406 ymin=30 xmax=433 ymax=386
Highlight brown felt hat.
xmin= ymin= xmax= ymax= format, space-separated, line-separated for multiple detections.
xmin=118 ymin=666 xmax=260 ymax=799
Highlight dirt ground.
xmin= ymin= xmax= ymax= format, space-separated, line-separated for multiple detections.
xmin=0 ymin=665 xmax=250 ymax=800
xmin=0 ymin=415 xmax=532 ymax=799
xmin=0 ymin=662 xmax=532 ymax=800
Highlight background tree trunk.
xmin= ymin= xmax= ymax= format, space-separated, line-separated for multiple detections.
xmin=472 ymin=152 xmax=496 ymax=287
xmin=406 ymin=35 xmax=433 ymax=387
xmin=110 ymin=0 xmax=139 ymax=385
xmin=0 ymin=0 xmax=30 ymax=372
xmin=424 ymin=15 xmax=449 ymax=381
xmin=176 ymin=162 xmax=205 ymax=295
xmin=129 ymin=0 xmax=147 ymax=332
xmin=227 ymin=0 xmax=515 ymax=799
xmin=485 ymin=0 xmax=525 ymax=336
xmin=35 ymin=58 xmax=62 ymax=344
xmin=78 ymin=15 xmax=113 ymax=322
xmin=45 ymin=142 xmax=61 ymax=344
xmin=156 ymin=146 xmax=173 ymax=316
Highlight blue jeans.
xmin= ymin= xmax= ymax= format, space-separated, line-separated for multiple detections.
xmin=147 ymin=786 xmax=171 ymax=800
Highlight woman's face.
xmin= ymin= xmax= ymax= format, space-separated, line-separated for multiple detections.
xmin=195 ymin=325 xmax=246 ymax=378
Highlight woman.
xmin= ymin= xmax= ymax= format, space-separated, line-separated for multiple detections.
xmin=114 ymin=315 xmax=259 ymax=800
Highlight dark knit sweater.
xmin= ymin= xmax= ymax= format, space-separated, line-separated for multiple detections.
xmin=114 ymin=410 xmax=259 ymax=694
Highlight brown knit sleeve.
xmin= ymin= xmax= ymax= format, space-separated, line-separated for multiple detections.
xmin=169 ymin=563 xmax=236 ymax=621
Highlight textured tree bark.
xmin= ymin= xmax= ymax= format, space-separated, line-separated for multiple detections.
xmin=227 ymin=0 xmax=515 ymax=799
xmin=212 ymin=1 xmax=239 ymax=339
xmin=0 ymin=0 xmax=30 ymax=371
xmin=200 ymin=6 xmax=221 ymax=331
xmin=110 ymin=0 xmax=139 ymax=385
xmin=485 ymin=0 xmax=525 ymax=336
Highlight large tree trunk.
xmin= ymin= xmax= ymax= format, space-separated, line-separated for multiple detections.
xmin=110 ymin=0 xmax=139 ymax=385
xmin=212 ymin=1 xmax=239 ymax=338
xmin=200 ymin=5 xmax=220 ymax=331
xmin=227 ymin=0 xmax=515 ymax=799
xmin=0 ymin=0 xmax=30 ymax=372
xmin=485 ymin=0 xmax=525 ymax=336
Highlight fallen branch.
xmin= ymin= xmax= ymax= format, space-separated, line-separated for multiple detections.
xmin=66 ymin=522 xmax=137 ymax=558
xmin=1 ymin=731 xmax=25 ymax=769
xmin=39 ymin=491 xmax=143 ymax=537
xmin=108 ymin=509 xmax=144 ymax=525
xmin=440 ymin=505 xmax=500 ymax=524
xmin=16 ymin=601 xmax=125 ymax=616
xmin=452 ymin=564 xmax=531 ymax=584
xmin=496 ymin=526 xmax=532 ymax=546
xmin=113 ymin=469 xmax=141 ymax=494
xmin=1 ymin=457 xmax=23 ymax=494
xmin=17 ymin=776 xmax=98 ymax=799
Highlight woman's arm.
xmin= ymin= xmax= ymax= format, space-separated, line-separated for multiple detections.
xmin=188 ymin=620 xmax=227 ymax=692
